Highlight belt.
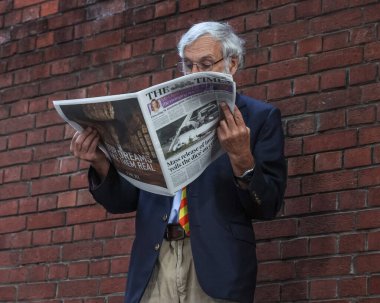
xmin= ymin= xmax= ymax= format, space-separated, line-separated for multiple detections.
xmin=164 ymin=224 xmax=188 ymax=241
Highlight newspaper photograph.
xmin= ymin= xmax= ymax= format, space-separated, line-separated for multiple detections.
xmin=54 ymin=71 xmax=236 ymax=196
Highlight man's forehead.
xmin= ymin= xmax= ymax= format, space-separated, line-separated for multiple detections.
xmin=183 ymin=35 xmax=222 ymax=59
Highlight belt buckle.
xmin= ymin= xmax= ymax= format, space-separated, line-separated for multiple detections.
xmin=166 ymin=224 xmax=186 ymax=241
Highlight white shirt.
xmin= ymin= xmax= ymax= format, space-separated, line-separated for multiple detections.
xmin=168 ymin=189 xmax=181 ymax=223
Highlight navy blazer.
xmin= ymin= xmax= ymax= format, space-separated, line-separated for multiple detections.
xmin=89 ymin=94 xmax=287 ymax=303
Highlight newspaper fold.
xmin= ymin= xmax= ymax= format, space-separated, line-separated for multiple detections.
xmin=53 ymin=71 xmax=236 ymax=196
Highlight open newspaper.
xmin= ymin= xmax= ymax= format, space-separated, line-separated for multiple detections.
xmin=53 ymin=71 xmax=236 ymax=196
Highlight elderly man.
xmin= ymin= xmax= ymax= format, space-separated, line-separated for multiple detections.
xmin=71 ymin=21 xmax=287 ymax=303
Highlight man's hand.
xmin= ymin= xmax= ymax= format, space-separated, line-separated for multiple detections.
xmin=70 ymin=127 xmax=110 ymax=179
xmin=217 ymin=103 xmax=255 ymax=178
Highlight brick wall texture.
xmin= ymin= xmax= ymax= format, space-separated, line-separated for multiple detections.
xmin=1 ymin=0 xmax=380 ymax=302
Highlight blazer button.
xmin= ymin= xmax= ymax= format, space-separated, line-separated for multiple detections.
xmin=154 ymin=243 xmax=160 ymax=251
xmin=162 ymin=214 xmax=168 ymax=221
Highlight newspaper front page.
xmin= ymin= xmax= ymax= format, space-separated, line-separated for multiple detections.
xmin=54 ymin=72 xmax=236 ymax=196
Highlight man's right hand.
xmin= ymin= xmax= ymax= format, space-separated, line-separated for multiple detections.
xmin=70 ymin=127 xmax=110 ymax=179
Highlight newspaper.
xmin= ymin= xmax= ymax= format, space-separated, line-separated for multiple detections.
xmin=53 ymin=71 xmax=236 ymax=196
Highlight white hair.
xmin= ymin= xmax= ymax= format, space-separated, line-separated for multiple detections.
xmin=177 ymin=21 xmax=245 ymax=69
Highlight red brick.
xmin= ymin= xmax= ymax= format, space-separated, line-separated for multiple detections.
xmin=104 ymin=238 xmax=134 ymax=256
xmin=296 ymin=0 xmax=321 ymax=18
xmin=0 ymin=182 xmax=29 ymax=200
xmin=99 ymin=276 xmax=126 ymax=294
xmin=324 ymin=32 xmax=349 ymax=51
xmin=33 ymin=141 xmax=69 ymax=161
xmin=89 ymin=259 xmax=110 ymax=276
xmin=257 ymin=58 xmax=307 ymax=83
xmin=365 ymin=41 xmax=380 ymax=61
xmin=303 ymin=130 xmax=357 ymax=154
xmin=282 ymin=238 xmax=308 ymax=259
xmin=246 ymin=12 xmax=269 ymax=30
xmin=58 ymin=279 xmax=98 ymax=297
xmin=73 ymin=223 xmax=94 ymax=241
xmin=21 ymin=246 xmax=60 ymax=264
xmin=287 ymin=116 xmax=315 ymax=136
xmin=31 ymin=175 xmax=70 ymax=195
xmin=254 ymin=219 xmax=297 ymax=240
xmin=254 ymin=283 xmax=280 ymax=303
xmin=267 ymin=80 xmax=292 ymax=100
xmin=321 ymin=69 xmax=346 ymax=90
xmin=258 ymin=0 xmax=293 ymax=10
xmin=256 ymin=241 xmax=280 ymax=261
xmin=3 ymin=166 xmax=22 ymax=183
xmin=293 ymin=75 xmax=319 ymax=95
xmin=355 ymin=253 xmax=380 ymax=274
xmin=359 ymin=125 xmax=380 ymax=145
xmin=0 ymin=286 xmax=16 ymax=302
xmin=287 ymin=155 xmax=314 ymax=176
xmin=245 ymin=48 xmax=269 ymax=68
xmin=315 ymin=151 xmax=342 ymax=172
xmin=350 ymin=64 xmax=377 ymax=85
xmin=351 ymin=24 xmax=378 ymax=45
xmin=32 ymin=229 xmax=52 ymax=246
xmin=363 ymin=3 xmax=380 ymax=22
xmin=281 ymin=281 xmax=308 ymax=301
xmin=257 ymin=261 xmax=295 ymax=282
xmin=310 ymin=279 xmax=337 ymax=299
xmin=296 ymin=256 xmax=351 ymax=278
xmin=339 ymin=233 xmax=365 ymax=253
xmin=362 ymin=82 xmax=380 ymax=103
xmin=66 ymin=205 xmax=106 ymax=225
xmin=318 ymin=109 xmax=346 ymax=132
xmin=323 ymin=0 xmax=349 ymax=12
xmin=210 ymin=0 xmax=256 ymax=20
xmin=62 ymin=241 xmax=103 ymax=261
xmin=357 ymin=209 xmax=380 ymax=229
xmin=369 ymin=275 xmax=380 ymax=295
xmin=271 ymin=5 xmax=295 ymax=24
xmin=307 ymin=88 xmax=360 ymax=112
xmin=284 ymin=177 xmax=301 ymax=197
xmin=339 ymin=189 xmax=367 ymax=210
xmin=310 ymin=192 xmax=338 ymax=213
xmin=368 ymin=187 xmax=380 ymax=206
xmin=155 ymin=0 xmax=176 ymax=18
xmin=111 ymin=256 xmax=130 ymax=274
xmin=284 ymin=196 xmax=310 ymax=216
xmin=368 ymin=231 xmax=380 ymax=251
xmin=302 ymin=170 xmax=356 ymax=194
xmin=299 ymin=213 xmax=355 ymax=235
xmin=259 ymin=21 xmax=308 ymax=46
xmin=48 ymin=264 xmax=68 ymax=280
xmin=41 ymin=0 xmax=59 ymax=17
xmin=297 ymin=36 xmax=322 ymax=56
xmin=0 ymin=266 xmax=28 ymax=283
xmin=310 ymin=8 xmax=362 ymax=34
xmin=27 ymin=211 xmax=65 ymax=230
xmin=310 ymin=236 xmax=337 ymax=256
xmin=68 ymin=262 xmax=88 ymax=278
xmin=344 ymin=147 xmax=371 ymax=169
xmin=310 ymin=47 xmax=363 ymax=72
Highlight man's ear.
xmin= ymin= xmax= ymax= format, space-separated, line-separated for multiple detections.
xmin=229 ymin=56 xmax=239 ymax=75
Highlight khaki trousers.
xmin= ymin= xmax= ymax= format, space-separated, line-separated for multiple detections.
xmin=140 ymin=238 xmax=235 ymax=303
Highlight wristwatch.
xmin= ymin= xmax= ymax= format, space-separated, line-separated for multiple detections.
xmin=234 ymin=167 xmax=255 ymax=184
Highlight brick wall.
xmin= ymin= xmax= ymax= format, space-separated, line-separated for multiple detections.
xmin=1 ymin=0 xmax=380 ymax=302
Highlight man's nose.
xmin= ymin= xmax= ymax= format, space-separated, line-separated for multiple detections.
xmin=190 ymin=63 xmax=200 ymax=73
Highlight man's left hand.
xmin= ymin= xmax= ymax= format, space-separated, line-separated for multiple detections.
xmin=217 ymin=103 xmax=255 ymax=177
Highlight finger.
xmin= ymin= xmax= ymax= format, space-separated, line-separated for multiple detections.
xmin=70 ymin=131 xmax=81 ymax=153
xmin=220 ymin=103 xmax=236 ymax=128
xmin=233 ymin=106 xmax=246 ymax=127
xmin=81 ymin=129 xmax=98 ymax=152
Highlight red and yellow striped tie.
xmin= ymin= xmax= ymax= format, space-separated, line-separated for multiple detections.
xmin=178 ymin=187 xmax=190 ymax=235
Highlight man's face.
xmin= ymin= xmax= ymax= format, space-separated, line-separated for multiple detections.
xmin=183 ymin=35 xmax=238 ymax=75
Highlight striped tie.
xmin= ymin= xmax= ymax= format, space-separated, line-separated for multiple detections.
xmin=178 ymin=187 xmax=190 ymax=235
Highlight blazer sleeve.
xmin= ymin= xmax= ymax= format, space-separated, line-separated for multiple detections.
xmin=88 ymin=164 xmax=139 ymax=214
xmin=237 ymin=107 xmax=287 ymax=220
